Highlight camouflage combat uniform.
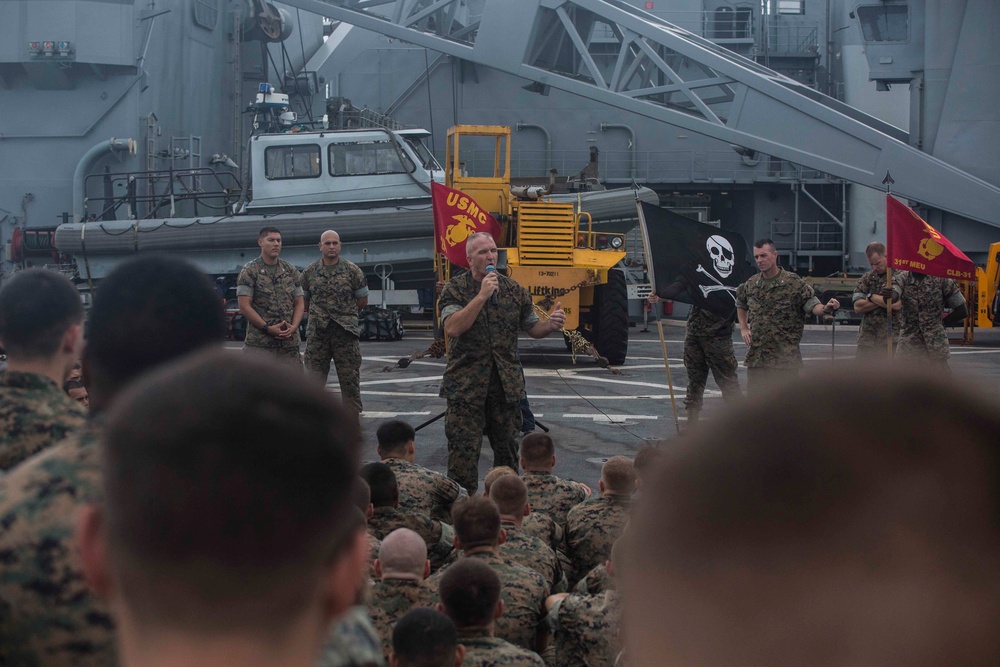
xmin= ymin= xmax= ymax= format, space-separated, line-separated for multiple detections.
xmin=682 ymin=307 xmax=740 ymax=414
xmin=432 ymin=552 xmax=547 ymax=651
xmin=853 ymin=269 xmax=902 ymax=358
xmin=522 ymin=510 xmax=565 ymax=553
xmin=565 ymin=493 xmax=631 ymax=585
xmin=500 ymin=519 xmax=567 ymax=595
xmin=574 ymin=562 xmax=612 ymax=596
xmin=368 ymin=506 xmax=455 ymax=571
xmin=522 ymin=470 xmax=589 ymax=528
xmin=0 ymin=422 xmax=116 ymax=666
xmin=383 ymin=456 xmax=467 ymax=523
xmin=316 ymin=604 xmax=387 ymax=667
xmin=366 ymin=578 xmax=438 ymax=658
xmin=735 ymin=269 xmax=820 ymax=390
xmin=301 ymin=258 xmax=368 ymax=412
xmin=456 ymin=629 xmax=545 ymax=666
xmin=366 ymin=532 xmax=382 ymax=580
xmin=547 ymin=590 xmax=622 ymax=667
xmin=0 ymin=370 xmax=86 ymax=471
xmin=439 ymin=272 xmax=540 ymax=493
xmin=893 ymin=271 xmax=965 ymax=367
xmin=237 ymin=256 xmax=304 ymax=363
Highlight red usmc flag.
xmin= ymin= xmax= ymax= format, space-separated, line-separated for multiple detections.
xmin=886 ymin=195 xmax=975 ymax=281
xmin=432 ymin=182 xmax=502 ymax=269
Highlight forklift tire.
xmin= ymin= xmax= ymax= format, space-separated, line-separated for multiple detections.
xmin=592 ymin=269 xmax=629 ymax=365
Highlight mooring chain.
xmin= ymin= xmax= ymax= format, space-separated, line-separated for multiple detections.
xmin=532 ymin=302 xmax=623 ymax=376
xmin=535 ymin=275 xmax=596 ymax=311
xmin=382 ymin=337 xmax=446 ymax=372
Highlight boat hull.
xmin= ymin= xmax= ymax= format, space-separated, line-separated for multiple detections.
xmin=54 ymin=187 xmax=659 ymax=284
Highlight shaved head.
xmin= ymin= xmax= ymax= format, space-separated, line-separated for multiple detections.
xmin=319 ymin=229 xmax=343 ymax=264
xmin=378 ymin=528 xmax=428 ymax=580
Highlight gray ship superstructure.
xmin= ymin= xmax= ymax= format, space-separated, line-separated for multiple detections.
xmin=2 ymin=0 xmax=999 ymax=293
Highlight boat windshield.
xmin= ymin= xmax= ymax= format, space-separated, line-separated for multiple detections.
xmin=403 ymin=137 xmax=442 ymax=171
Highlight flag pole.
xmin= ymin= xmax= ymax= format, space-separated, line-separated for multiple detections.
xmin=883 ymin=172 xmax=895 ymax=358
xmin=636 ymin=198 xmax=680 ymax=434
xmin=656 ymin=320 xmax=681 ymax=435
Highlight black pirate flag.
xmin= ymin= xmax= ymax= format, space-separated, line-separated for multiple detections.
xmin=638 ymin=201 xmax=753 ymax=319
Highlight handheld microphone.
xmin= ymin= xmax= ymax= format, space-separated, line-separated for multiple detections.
xmin=485 ymin=265 xmax=499 ymax=306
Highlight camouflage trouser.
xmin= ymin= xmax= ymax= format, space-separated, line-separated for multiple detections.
xmin=897 ymin=330 xmax=950 ymax=369
xmin=684 ymin=333 xmax=740 ymax=410
xmin=445 ymin=371 xmax=521 ymax=494
xmin=745 ymin=366 xmax=800 ymax=394
xmin=242 ymin=343 xmax=302 ymax=368
xmin=304 ymin=324 xmax=363 ymax=412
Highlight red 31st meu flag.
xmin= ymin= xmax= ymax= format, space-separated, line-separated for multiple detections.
xmin=432 ymin=182 xmax=502 ymax=269
xmin=886 ymin=194 xmax=975 ymax=281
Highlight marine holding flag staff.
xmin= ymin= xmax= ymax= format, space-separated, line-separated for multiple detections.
xmin=438 ymin=232 xmax=566 ymax=494
xmin=885 ymin=194 xmax=970 ymax=369
xmin=736 ymin=239 xmax=839 ymax=392
xmin=891 ymin=270 xmax=966 ymax=368
xmin=638 ymin=202 xmax=751 ymax=425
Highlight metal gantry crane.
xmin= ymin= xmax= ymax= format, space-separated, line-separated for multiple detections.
xmin=281 ymin=0 xmax=1000 ymax=229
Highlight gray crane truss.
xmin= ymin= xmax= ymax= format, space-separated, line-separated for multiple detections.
xmin=282 ymin=0 xmax=1000 ymax=229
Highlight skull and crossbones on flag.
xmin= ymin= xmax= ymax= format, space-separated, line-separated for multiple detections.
xmin=638 ymin=202 xmax=753 ymax=319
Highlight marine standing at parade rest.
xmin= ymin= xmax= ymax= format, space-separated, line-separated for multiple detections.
xmin=302 ymin=229 xmax=369 ymax=412
xmin=892 ymin=270 xmax=967 ymax=368
xmin=852 ymin=241 xmax=902 ymax=358
xmin=438 ymin=232 xmax=566 ymax=494
xmin=736 ymin=239 xmax=839 ymax=391
xmin=237 ymin=226 xmax=304 ymax=365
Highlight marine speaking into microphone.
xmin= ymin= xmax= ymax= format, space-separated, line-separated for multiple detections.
xmin=437 ymin=232 xmax=567 ymax=494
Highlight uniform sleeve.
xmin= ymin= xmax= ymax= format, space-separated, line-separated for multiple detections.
xmin=300 ymin=266 xmax=312 ymax=300
xmin=800 ymin=279 xmax=820 ymax=314
xmin=430 ymin=522 xmax=456 ymax=564
xmin=291 ymin=266 xmax=305 ymax=298
xmin=236 ymin=265 xmax=255 ymax=297
xmin=735 ymin=280 xmax=749 ymax=310
xmin=352 ymin=265 xmax=370 ymax=299
xmin=438 ymin=281 xmax=463 ymax=324
xmin=943 ymin=279 xmax=966 ymax=308
xmin=546 ymin=597 xmax=567 ymax=632
xmin=550 ymin=594 xmax=589 ymax=635
xmin=852 ymin=274 xmax=869 ymax=304
xmin=518 ymin=285 xmax=541 ymax=332
xmin=431 ymin=473 xmax=464 ymax=508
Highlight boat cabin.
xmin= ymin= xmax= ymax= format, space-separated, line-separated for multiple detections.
xmin=247 ymin=128 xmax=442 ymax=212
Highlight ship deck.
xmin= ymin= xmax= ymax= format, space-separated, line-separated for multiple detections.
xmin=224 ymin=323 xmax=1000 ymax=491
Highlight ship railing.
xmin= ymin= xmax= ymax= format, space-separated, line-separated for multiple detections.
xmin=770 ymin=220 xmax=843 ymax=252
xmin=455 ymin=148 xmax=837 ymax=185
xmin=83 ymin=168 xmax=242 ymax=221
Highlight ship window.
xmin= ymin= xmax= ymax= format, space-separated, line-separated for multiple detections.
xmin=264 ymin=145 xmax=322 ymax=180
xmin=776 ymin=0 xmax=804 ymax=15
xmin=857 ymin=4 xmax=908 ymax=42
xmin=328 ymin=141 xmax=415 ymax=177
xmin=193 ymin=0 xmax=219 ymax=30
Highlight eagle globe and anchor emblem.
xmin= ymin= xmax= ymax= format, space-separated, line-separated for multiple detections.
xmin=443 ymin=214 xmax=481 ymax=247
